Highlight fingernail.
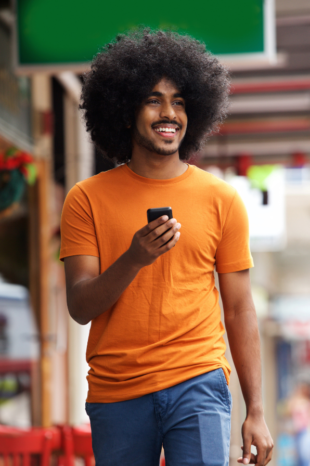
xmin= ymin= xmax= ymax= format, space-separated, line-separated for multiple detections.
xmin=176 ymin=223 xmax=181 ymax=229
xmin=162 ymin=216 xmax=168 ymax=221
xmin=243 ymin=459 xmax=250 ymax=465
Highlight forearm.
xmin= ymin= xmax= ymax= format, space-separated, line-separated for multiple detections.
xmin=67 ymin=251 xmax=141 ymax=325
xmin=225 ymin=309 xmax=263 ymax=415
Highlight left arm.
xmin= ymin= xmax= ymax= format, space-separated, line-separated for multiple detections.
xmin=218 ymin=269 xmax=274 ymax=466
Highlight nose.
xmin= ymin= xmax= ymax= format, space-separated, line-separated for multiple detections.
xmin=159 ymin=102 xmax=177 ymax=121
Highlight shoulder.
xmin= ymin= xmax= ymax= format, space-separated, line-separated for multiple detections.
xmin=63 ymin=165 xmax=125 ymax=211
xmin=191 ymin=165 xmax=237 ymax=203
xmin=75 ymin=165 xmax=124 ymax=195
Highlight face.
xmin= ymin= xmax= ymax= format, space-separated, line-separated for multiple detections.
xmin=132 ymin=78 xmax=187 ymax=156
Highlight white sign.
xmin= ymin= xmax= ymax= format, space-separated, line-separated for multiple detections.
xmin=228 ymin=167 xmax=286 ymax=251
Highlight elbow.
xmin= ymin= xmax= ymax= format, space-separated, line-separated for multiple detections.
xmin=67 ymin=296 xmax=90 ymax=326
xmin=70 ymin=311 xmax=90 ymax=326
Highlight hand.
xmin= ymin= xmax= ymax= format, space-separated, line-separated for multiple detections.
xmin=127 ymin=215 xmax=181 ymax=268
xmin=237 ymin=413 xmax=274 ymax=465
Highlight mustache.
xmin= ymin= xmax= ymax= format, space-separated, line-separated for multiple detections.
xmin=151 ymin=120 xmax=182 ymax=130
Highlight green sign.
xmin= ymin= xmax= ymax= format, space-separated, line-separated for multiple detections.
xmin=15 ymin=0 xmax=272 ymax=71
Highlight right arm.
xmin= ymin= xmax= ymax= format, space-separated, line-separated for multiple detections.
xmin=64 ymin=216 xmax=181 ymax=325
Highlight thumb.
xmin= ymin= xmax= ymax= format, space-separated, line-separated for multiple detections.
xmin=242 ymin=436 xmax=252 ymax=464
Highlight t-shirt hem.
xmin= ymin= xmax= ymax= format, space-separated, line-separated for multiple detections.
xmin=216 ymin=258 xmax=254 ymax=274
xmin=59 ymin=248 xmax=100 ymax=262
xmin=86 ymin=364 xmax=231 ymax=403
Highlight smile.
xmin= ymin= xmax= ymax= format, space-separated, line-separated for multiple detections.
xmin=153 ymin=126 xmax=180 ymax=138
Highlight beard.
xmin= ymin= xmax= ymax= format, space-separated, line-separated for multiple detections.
xmin=133 ymin=126 xmax=182 ymax=156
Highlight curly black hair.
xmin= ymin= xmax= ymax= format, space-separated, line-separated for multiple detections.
xmin=80 ymin=28 xmax=230 ymax=163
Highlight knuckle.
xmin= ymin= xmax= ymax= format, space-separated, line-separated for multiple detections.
xmin=152 ymin=230 xmax=158 ymax=240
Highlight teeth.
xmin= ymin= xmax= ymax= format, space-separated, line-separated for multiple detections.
xmin=155 ymin=127 xmax=176 ymax=133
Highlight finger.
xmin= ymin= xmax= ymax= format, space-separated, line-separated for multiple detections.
xmin=167 ymin=231 xmax=181 ymax=248
xmin=255 ymin=445 xmax=268 ymax=466
xmin=264 ymin=448 xmax=273 ymax=465
xmin=157 ymin=231 xmax=181 ymax=255
xmin=153 ymin=222 xmax=181 ymax=247
xmin=139 ymin=215 xmax=169 ymax=237
xmin=240 ymin=446 xmax=258 ymax=464
xmin=241 ymin=436 xmax=252 ymax=465
xmin=237 ymin=452 xmax=257 ymax=464
xmin=150 ymin=219 xmax=178 ymax=242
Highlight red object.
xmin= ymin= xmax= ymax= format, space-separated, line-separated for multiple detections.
xmin=0 ymin=425 xmax=94 ymax=466
xmin=292 ymin=151 xmax=307 ymax=168
xmin=41 ymin=111 xmax=54 ymax=136
xmin=236 ymin=153 xmax=253 ymax=176
xmin=0 ymin=427 xmax=62 ymax=466
xmin=160 ymin=458 xmax=166 ymax=466
xmin=230 ymin=78 xmax=310 ymax=95
xmin=61 ymin=425 xmax=93 ymax=466
xmin=0 ymin=152 xmax=33 ymax=171
xmin=0 ymin=359 xmax=32 ymax=375
xmin=220 ymin=119 xmax=310 ymax=135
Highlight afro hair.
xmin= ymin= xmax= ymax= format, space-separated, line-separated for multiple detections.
xmin=80 ymin=28 xmax=230 ymax=163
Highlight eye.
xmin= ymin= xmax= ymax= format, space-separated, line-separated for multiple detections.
xmin=147 ymin=99 xmax=160 ymax=104
xmin=173 ymin=100 xmax=185 ymax=106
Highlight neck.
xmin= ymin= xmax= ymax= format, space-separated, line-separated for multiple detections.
xmin=128 ymin=147 xmax=187 ymax=180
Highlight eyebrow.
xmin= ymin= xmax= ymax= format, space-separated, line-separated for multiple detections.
xmin=147 ymin=91 xmax=183 ymax=98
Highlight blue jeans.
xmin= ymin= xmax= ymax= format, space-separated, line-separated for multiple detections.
xmin=86 ymin=369 xmax=232 ymax=466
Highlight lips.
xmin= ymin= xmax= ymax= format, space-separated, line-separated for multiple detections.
xmin=153 ymin=125 xmax=180 ymax=138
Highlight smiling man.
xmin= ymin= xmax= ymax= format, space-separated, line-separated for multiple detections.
xmin=60 ymin=29 xmax=273 ymax=466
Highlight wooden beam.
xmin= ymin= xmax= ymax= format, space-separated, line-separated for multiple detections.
xmin=28 ymin=158 xmax=52 ymax=427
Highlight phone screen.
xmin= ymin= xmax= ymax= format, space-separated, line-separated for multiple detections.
xmin=147 ymin=207 xmax=173 ymax=223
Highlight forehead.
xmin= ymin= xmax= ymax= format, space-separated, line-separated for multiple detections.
xmin=151 ymin=78 xmax=182 ymax=95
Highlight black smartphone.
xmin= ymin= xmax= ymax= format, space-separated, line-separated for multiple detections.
xmin=147 ymin=207 xmax=174 ymax=245
xmin=147 ymin=207 xmax=173 ymax=223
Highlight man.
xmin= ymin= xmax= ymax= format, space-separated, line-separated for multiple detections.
xmin=60 ymin=29 xmax=273 ymax=466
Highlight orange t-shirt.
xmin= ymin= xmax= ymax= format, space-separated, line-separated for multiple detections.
xmin=60 ymin=164 xmax=253 ymax=403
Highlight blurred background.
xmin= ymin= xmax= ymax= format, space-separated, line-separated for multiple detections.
xmin=0 ymin=0 xmax=310 ymax=464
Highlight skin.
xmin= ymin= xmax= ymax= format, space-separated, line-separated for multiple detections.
xmin=64 ymin=78 xmax=273 ymax=465
xmin=219 ymin=270 xmax=274 ymax=465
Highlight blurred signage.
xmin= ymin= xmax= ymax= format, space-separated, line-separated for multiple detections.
xmin=282 ymin=321 xmax=310 ymax=340
xmin=228 ymin=166 xmax=286 ymax=251
xmin=271 ymin=295 xmax=310 ymax=322
xmin=0 ymin=283 xmax=39 ymax=360
xmin=271 ymin=295 xmax=310 ymax=340
xmin=14 ymin=0 xmax=275 ymax=73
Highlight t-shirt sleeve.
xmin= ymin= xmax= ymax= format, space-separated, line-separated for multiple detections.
xmin=59 ymin=184 xmax=99 ymax=261
xmin=215 ymin=190 xmax=254 ymax=273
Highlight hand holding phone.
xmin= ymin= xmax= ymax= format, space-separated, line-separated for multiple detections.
xmin=126 ymin=207 xmax=181 ymax=269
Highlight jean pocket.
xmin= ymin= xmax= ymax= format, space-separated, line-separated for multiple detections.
xmin=218 ymin=368 xmax=232 ymax=412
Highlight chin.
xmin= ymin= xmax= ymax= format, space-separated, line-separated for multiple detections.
xmin=135 ymin=131 xmax=181 ymax=156
xmin=154 ymin=142 xmax=180 ymax=156
xmin=154 ymin=147 xmax=179 ymax=156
